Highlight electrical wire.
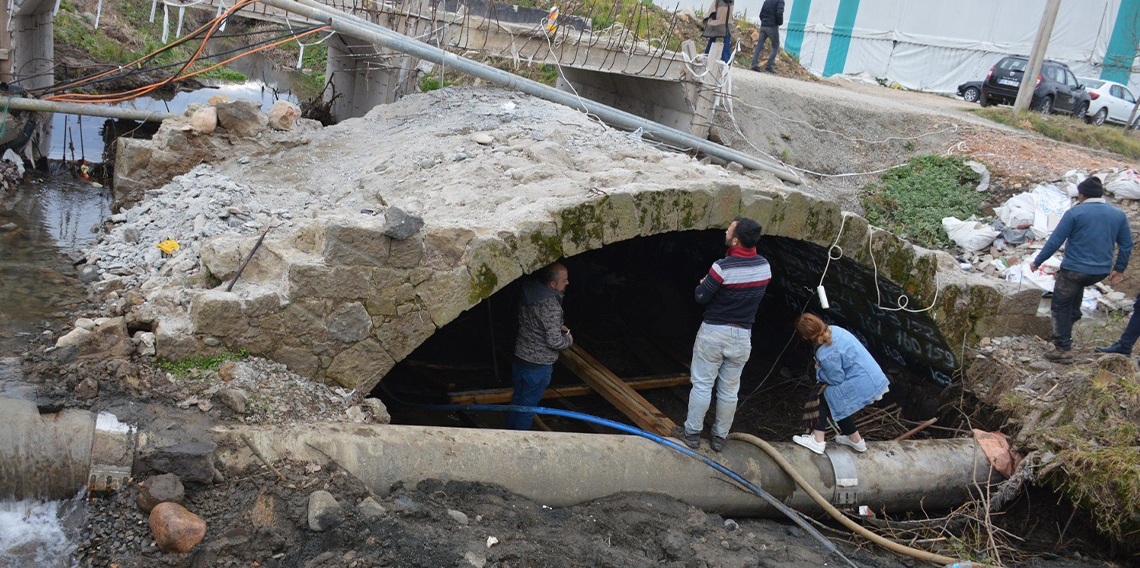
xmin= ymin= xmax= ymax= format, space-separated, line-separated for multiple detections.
xmin=383 ymin=394 xmax=857 ymax=568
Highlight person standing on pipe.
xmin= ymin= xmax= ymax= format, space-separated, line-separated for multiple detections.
xmin=750 ymin=0 xmax=783 ymax=73
xmin=701 ymin=0 xmax=735 ymax=64
xmin=674 ymin=217 xmax=769 ymax=452
xmin=1030 ymin=177 xmax=1132 ymax=362
xmin=791 ymin=314 xmax=889 ymax=455
xmin=508 ymin=263 xmax=573 ymax=430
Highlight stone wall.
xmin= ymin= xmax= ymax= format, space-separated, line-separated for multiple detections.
xmin=166 ymin=181 xmax=1040 ymax=392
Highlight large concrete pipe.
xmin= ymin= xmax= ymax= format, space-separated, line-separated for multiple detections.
xmin=0 ymin=397 xmax=135 ymax=500
xmin=219 ymin=423 xmax=998 ymax=517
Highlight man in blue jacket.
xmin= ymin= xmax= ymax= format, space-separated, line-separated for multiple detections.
xmin=751 ymin=0 xmax=784 ymax=73
xmin=1031 ymin=177 xmax=1133 ymax=361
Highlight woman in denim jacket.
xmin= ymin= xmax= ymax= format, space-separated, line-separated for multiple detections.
xmin=791 ymin=314 xmax=890 ymax=455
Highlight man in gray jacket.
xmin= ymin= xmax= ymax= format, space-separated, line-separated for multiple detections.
xmin=508 ymin=263 xmax=573 ymax=430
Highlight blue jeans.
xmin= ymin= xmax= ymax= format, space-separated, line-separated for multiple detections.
xmin=1051 ymin=268 xmax=1107 ymax=350
xmin=704 ymin=29 xmax=733 ymax=64
xmin=1114 ymin=294 xmax=1140 ymax=351
xmin=684 ymin=322 xmax=752 ymax=438
xmin=507 ymin=362 xmax=553 ymax=430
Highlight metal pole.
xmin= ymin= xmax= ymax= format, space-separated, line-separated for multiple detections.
xmin=1013 ymin=0 xmax=1062 ymax=114
xmin=261 ymin=0 xmax=802 ymax=183
xmin=0 ymin=97 xmax=175 ymax=122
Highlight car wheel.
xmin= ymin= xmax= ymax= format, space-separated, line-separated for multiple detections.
xmin=1093 ymin=107 xmax=1108 ymax=127
xmin=963 ymin=87 xmax=980 ymax=103
xmin=978 ymin=91 xmax=990 ymax=107
xmin=1035 ymin=95 xmax=1053 ymax=114
xmin=1075 ymin=103 xmax=1088 ymax=121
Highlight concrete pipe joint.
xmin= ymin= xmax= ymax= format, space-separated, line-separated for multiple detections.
xmin=0 ymin=397 xmax=135 ymax=500
xmin=219 ymin=424 xmax=998 ymax=517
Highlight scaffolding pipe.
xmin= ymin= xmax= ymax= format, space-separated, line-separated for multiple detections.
xmin=260 ymin=0 xmax=802 ymax=184
xmin=0 ymin=97 xmax=175 ymax=122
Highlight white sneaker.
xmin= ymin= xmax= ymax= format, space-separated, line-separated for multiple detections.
xmin=792 ymin=434 xmax=826 ymax=455
xmin=835 ymin=434 xmax=867 ymax=453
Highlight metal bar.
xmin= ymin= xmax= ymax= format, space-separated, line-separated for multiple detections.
xmin=0 ymin=97 xmax=175 ymax=122
xmin=261 ymin=0 xmax=800 ymax=182
xmin=447 ymin=373 xmax=692 ymax=405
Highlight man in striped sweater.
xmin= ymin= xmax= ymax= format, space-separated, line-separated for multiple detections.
xmin=674 ymin=217 xmax=770 ymax=452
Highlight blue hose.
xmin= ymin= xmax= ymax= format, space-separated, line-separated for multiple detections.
xmin=402 ymin=400 xmax=842 ymax=557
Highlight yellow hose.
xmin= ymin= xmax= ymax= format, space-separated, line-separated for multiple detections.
xmin=726 ymin=433 xmax=1004 ymax=568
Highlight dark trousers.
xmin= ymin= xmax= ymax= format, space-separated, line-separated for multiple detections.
xmin=704 ymin=29 xmax=733 ymax=64
xmin=751 ymin=26 xmax=780 ymax=70
xmin=1115 ymin=295 xmax=1140 ymax=350
xmin=506 ymin=362 xmax=553 ymax=430
xmin=806 ymin=392 xmax=858 ymax=435
xmin=1051 ymin=268 xmax=1108 ymax=350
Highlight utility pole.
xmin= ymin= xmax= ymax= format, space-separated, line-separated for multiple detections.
xmin=1013 ymin=0 xmax=1062 ymax=114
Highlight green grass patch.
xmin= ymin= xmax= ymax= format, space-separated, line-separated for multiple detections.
xmin=196 ymin=66 xmax=247 ymax=82
xmin=420 ymin=76 xmax=454 ymax=92
xmin=974 ymin=107 xmax=1140 ymax=160
xmin=157 ymin=349 xmax=251 ymax=378
xmin=860 ymin=155 xmax=984 ymax=248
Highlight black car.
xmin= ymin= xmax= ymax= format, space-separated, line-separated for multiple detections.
xmin=979 ymin=56 xmax=1091 ymax=119
xmin=957 ymin=81 xmax=982 ymax=103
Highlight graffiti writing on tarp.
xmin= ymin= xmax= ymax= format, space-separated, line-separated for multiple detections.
xmin=759 ymin=237 xmax=956 ymax=387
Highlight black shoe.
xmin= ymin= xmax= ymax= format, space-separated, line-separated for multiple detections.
xmin=764 ymin=67 xmax=776 ymax=73
xmin=671 ymin=426 xmax=701 ymax=449
xmin=710 ymin=435 xmax=726 ymax=452
xmin=1095 ymin=342 xmax=1132 ymax=355
xmin=750 ymin=66 xmax=762 ymax=72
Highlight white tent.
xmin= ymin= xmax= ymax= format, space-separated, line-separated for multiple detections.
xmin=671 ymin=0 xmax=1140 ymax=95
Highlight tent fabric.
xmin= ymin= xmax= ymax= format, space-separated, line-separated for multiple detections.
xmin=698 ymin=0 xmax=1140 ymax=94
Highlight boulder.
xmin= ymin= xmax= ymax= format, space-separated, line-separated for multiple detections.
xmin=267 ymin=100 xmax=300 ymax=131
xmin=382 ymin=207 xmax=424 ymax=241
xmin=216 ymin=388 xmax=249 ymax=414
xmin=307 ymin=490 xmax=343 ymax=531
xmin=357 ymin=497 xmax=386 ymax=519
xmin=189 ymin=106 xmax=217 ymax=135
xmin=215 ymin=99 xmax=269 ymax=138
xmin=73 ymin=377 xmax=99 ymax=399
xmin=361 ymin=398 xmax=391 ymax=424
xmin=76 ymin=265 xmax=100 ymax=283
xmin=55 ymin=317 xmax=133 ymax=358
xmin=141 ymin=441 xmax=217 ymax=484
xmin=447 ymin=509 xmax=469 ymax=525
xmin=137 ymin=473 xmax=186 ymax=513
xmin=149 ymin=502 xmax=207 ymax=553
xmin=134 ymin=331 xmax=156 ymax=357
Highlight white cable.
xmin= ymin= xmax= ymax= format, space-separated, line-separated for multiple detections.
xmin=150 ymin=0 xmax=158 ymax=23
xmin=161 ymin=3 xmax=169 ymax=44
xmin=867 ymin=229 xmax=940 ymax=313
xmin=94 ymin=0 xmax=103 ymax=29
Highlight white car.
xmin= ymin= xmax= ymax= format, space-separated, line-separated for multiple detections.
xmin=1079 ymin=77 xmax=1139 ymax=127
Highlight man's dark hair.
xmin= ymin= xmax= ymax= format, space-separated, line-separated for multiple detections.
xmin=733 ymin=216 xmax=763 ymax=248
xmin=537 ymin=263 xmax=564 ymax=284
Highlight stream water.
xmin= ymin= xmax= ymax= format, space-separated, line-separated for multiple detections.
xmin=0 ymin=52 xmax=313 ymax=564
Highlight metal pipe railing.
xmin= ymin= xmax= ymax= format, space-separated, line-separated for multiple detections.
xmin=0 ymin=97 xmax=174 ymax=122
xmin=261 ymin=0 xmax=802 ymax=184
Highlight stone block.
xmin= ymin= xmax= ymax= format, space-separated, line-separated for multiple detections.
xmin=324 ymin=339 xmax=395 ymax=390
xmin=141 ymin=441 xmax=217 ymax=484
xmin=416 ymin=268 xmax=474 ymax=327
xmin=513 ymin=222 xmax=563 ymax=276
xmin=738 ymin=191 xmax=782 ymax=236
xmin=190 ymin=290 xmax=247 ymax=339
xmin=376 ymin=307 xmax=436 ymax=362
xmin=631 ymin=190 xmax=681 ymax=237
xmin=464 ymin=236 xmax=523 ymax=303
xmin=387 ymin=235 xmax=424 ymax=268
xmin=272 ymin=344 xmax=320 ymax=377
xmin=382 ymin=207 xmax=424 ymax=240
xmin=215 ymin=99 xmax=269 ymax=137
xmin=326 ymin=302 xmax=373 ymax=342
xmin=327 ymin=266 xmax=373 ymax=300
xmin=282 ymin=300 xmax=329 ymax=341
xmin=596 ymin=192 xmax=640 ymax=245
xmin=322 ymin=216 xmax=390 ymax=266
xmin=242 ymin=290 xmax=283 ymax=318
xmin=423 ymin=228 xmax=476 ymax=270
xmin=557 ymin=200 xmax=605 ymax=257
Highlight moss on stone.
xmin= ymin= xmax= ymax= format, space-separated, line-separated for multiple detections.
xmin=468 ymin=263 xmax=498 ymax=303
xmin=528 ymin=231 xmax=563 ymax=265
xmin=559 ymin=201 xmax=605 ymax=252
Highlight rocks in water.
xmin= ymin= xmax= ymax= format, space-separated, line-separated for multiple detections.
xmin=137 ymin=473 xmax=186 ymax=513
xmin=307 ymin=490 xmax=343 ymax=531
xmin=215 ymin=99 xmax=269 ymax=138
xmin=356 ymin=497 xmax=386 ymax=519
xmin=268 ymin=101 xmax=301 ymax=131
xmin=149 ymin=502 xmax=207 ymax=553
xmin=76 ymin=265 xmax=101 ymax=284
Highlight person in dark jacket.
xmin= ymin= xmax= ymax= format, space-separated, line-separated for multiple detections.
xmin=673 ymin=217 xmax=770 ymax=452
xmin=791 ymin=314 xmax=889 ymax=455
xmin=702 ymin=0 xmax=734 ymax=64
xmin=508 ymin=263 xmax=573 ymax=430
xmin=1031 ymin=177 xmax=1132 ymax=361
xmin=751 ymin=0 xmax=783 ymax=72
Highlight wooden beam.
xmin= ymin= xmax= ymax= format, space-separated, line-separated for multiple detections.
xmin=559 ymin=345 xmax=677 ymax=436
xmin=447 ymin=373 xmax=691 ymax=405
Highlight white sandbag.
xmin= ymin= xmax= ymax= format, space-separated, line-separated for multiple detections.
xmin=1005 ymin=257 xmax=1062 ymax=292
xmin=1030 ymin=184 xmax=1072 ymax=240
xmin=1106 ymin=170 xmax=1140 ymax=200
xmin=1081 ymin=288 xmax=1103 ymax=316
xmin=942 ymin=217 xmax=999 ymax=252
xmin=1061 ymin=169 xmax=1084 ymax=198
xmin=995 ymin=192 xmax=1035 ymax=229
xmin=965 ymin=160 xmax=991 ymax=192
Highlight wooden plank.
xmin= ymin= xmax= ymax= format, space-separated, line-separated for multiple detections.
xmin=559 ymin=345 xmax=677 ymax=436
xmin=447 ymin=373 xmax=691 ymax=405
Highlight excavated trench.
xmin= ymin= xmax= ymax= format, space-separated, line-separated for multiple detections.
xmin=374 ymin=229 xmax=957 ymax=436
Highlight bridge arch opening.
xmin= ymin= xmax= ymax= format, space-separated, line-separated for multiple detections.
xmin=373 ymin=229 xmax=957 ymax=436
